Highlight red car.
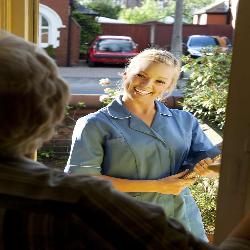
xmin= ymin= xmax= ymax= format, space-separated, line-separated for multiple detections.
xmin=86 ymin=35 xmax=139 ymax=67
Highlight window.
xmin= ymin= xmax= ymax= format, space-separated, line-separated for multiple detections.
xmin=40 ymin=15 xmax=49 ymax=45
xmin=189 ymin=36 xmax=219 ymax=47
xmin=96 ymin=39 xmax=134 ymax=52
xmin=39 ymin=4 xmax=65 ymax=48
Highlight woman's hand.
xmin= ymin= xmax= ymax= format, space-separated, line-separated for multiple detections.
xmin=193 ymin=157 xmax=220 ymax=178
xmin=157 ymin=170 xmax=197 ymax=195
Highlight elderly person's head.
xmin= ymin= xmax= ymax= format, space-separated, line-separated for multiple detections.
xmin=0 ymin=31 xmax=69 ymax=157
xmin=123 ymin=48 xmax=181 ymax=97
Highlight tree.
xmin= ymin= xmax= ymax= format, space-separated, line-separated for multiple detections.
xmin=166 ymin=0 xmax=215 ymax=23
xmin=171 ymin=0 xmax=183 ymax=59
xmin=77 ymin=0 xmax=121 ymax=19
xmin=72 ymin=12 xmax=101 ymax=54
xmin=119 ymin=0 xmax=167 ymax=24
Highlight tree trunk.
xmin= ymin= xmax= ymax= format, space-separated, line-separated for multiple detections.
xmin=171 ymin=0 xmax=184 ymax=60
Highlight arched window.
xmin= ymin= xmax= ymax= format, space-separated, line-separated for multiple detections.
xmin=40 ymin=15 xmax=49 ymax=45
xmin=39 ymin=4 xmax=65 ymax=48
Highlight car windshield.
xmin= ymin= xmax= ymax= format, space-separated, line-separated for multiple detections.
xmin=96 ymin=39 xmax=134 ymax=52
xmin=189 ymin=37 xmax=219 ymax=47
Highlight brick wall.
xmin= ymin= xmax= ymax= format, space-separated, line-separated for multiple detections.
xmin=42 ymin=107 xmax=97 ymax=157
xmin=70 ymin=18 xmax=81 ymax=66
xmin=40 ymin=0 xmax=80 ymax=66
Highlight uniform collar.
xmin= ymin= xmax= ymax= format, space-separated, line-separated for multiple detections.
xmin=104 ymin=95 xmax=173 ymax=119
xmin=155 ymin=100 xmax=173 ymax=117
xmin=104 ymin=96 xmax=131 ymax=119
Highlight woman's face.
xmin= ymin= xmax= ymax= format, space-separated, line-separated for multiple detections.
xmin=123 ymin=60 xmax=175 ymax=102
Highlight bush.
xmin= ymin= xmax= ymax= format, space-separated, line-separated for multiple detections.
xmin=190 ymin=178 xmax=219 ymax=234
xmin=182 ymin=49 xmax=232 ymax=235
xmin=37 ymin=148 xmax=55 ymax=159
xmin=182 ymin=49 xmax=232 ymax=130
xmin=73 ymin=12 xmax=101 ymax=55
xmin=44 ymin=45 xmax=56 ymax=59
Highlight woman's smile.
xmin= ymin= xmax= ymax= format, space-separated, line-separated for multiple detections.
xmin=123 ymin=61 xmax=174 ymax=102
xmin=134 ymin=87 xmax=152 ymax=95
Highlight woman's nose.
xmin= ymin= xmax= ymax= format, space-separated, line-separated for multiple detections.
xmin=141 ymin=78 xmax=153 ymax=86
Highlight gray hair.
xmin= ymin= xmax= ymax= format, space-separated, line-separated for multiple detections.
xmin=0 ymin=31 xmax=69 ymax=157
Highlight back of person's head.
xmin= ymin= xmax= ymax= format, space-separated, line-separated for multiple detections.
xmin=0 ymin=31 xmax=69 ymax=157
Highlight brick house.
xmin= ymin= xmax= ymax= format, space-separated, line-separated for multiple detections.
xmin=39 ymin=0 xmax=81 ymax=66
xmin=193 ymin=0 xmax=232 ymax=25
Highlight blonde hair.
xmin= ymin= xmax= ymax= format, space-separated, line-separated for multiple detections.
xmin=0 ymin=31 xmax=69 ymax=157
xmin=125 ymin=48 xmax=181 ymax=95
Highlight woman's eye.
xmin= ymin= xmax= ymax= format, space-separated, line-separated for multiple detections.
xmin=136 ymin=73 xmax=145 ymax=78
xmin=156 ymin=80 xmax=166 ymax=85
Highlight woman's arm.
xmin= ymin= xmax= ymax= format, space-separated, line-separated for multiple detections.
xmin=95 ymin=170 xmax=196 ymax=195
xmin=185 ymin=115 xmax=221 ymax=175
xmin=65 ymin=118 xmax=104 ymax=175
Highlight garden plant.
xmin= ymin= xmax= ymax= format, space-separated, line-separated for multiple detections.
xmin=182 ymin=48 xmax=232 ymax=237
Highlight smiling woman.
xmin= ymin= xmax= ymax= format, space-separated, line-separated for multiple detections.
xmin=65 ymin=48 xmax=221 ymax=241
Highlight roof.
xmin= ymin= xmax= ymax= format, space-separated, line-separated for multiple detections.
xmin=96 ymin=16 xmax=128 ymax=24
xmin=75 ymin=3 xmax=99 ymax=16
xmin=194 ymin=0 xmax=229 ymax=15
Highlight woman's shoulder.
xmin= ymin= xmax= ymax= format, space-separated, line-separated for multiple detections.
xmin=74 ymin=108 xmax=109 ymax=131
xmin=157 ymin=101 xmax=195 ymax=120
xmin=77 ymin=107 xmax=108 ymax=123
xmin=170 ymin=109 xmax=198 ymax=126
xmin=169 ymin=108 xmax=194 ymax=118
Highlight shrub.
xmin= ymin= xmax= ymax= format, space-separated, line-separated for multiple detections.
xmin=190 ymin=178 xmax=219 ymax=234
xmin=98 ymin=78 xmax=121 ymax=106
xmin=65 ymin=102 xmax=86 ymax=123
xmin=182 ymin=49 xmax=232 ymax=130
xmin=37 ymin=148 xmax=55 ymax=159
xmin=72 ymin=12 xmax=101 ymax=55
xmin=44 ymin=45 xmax=56 ymax=59
xmin=182 ymin=49 xmax=232 ymax=235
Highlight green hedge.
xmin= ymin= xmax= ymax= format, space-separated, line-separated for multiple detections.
xmin=182 ymin=49 xmax=232 ymax=130
xmin=182 ymin=49 xmax=232 ymax=235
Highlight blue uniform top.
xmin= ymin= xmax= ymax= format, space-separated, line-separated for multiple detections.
xmin=65 ymin=96 xmax=220 ymax=240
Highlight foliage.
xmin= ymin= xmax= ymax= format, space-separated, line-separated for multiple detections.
xmin=182 ymin=49 xmax=232 ymax=130
xmin=119 ymin=0 xmax=167 ymax=24
xmin=72 ymin=12 xmax=101 ymax=54
xmin=100 ymin=88 xmax=121 ymax=107
xmin=190 ymin=178 xmax=219 ymax=234
xmin=98 ymin=77 xmax=121 ymax=106
xmin=118 ymin=0 xmax=215 ymax=24
xmin=166 ymin=0 xmax=215 ymax=23
xmin=81 ymin=0 xmax=122 ymax=19
xmin=65 ymin=102 xmax=86 ymax=122
xmin=37 ymin=148 xmax=55 ymax=159
xmin=44 ymin=45 xmax=56 ymax=59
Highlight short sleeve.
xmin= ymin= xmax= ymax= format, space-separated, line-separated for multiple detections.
xmin=64 ymin=117 xmax=104 ymax=175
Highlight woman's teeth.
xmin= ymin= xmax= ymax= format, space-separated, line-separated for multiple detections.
xmin=134 ymin=87 xmax=151 ymax=95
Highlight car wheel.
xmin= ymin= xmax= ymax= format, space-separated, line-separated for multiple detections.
xmin=87 ymin=58 xmax=95 ymax=67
